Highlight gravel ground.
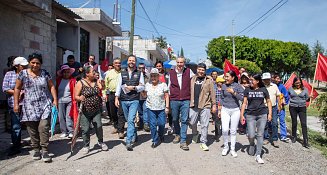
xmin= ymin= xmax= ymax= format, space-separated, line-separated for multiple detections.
xmin=0 ymin=122 xmax=326 ymax=175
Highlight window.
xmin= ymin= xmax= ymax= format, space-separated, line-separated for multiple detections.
xmin=99 ymin=37 xmax=106 ymax=63
xmin=80 ymin=28 xmax=90 ymax=64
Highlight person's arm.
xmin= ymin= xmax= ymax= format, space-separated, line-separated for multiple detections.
xmin=164 ymin=84 xmax=170 ymax=114
xmin=2 ymin=73 xmax=14 ymax=95
xmin=209 ymin=80 xmax=217 ymax=113
xmin=74 ymin=81 xmax=85 ymax=102
xmin=282 ymin=86 xmax=290 ymax=105
xmin=115 ymin=74 xmax=122 ymax=108
xmin=240 ymin=96 xmax=248 ymax=124
xmin=13 ymin=79 xmax=23 ymax=113
xmin=102 ymin=73 xmax=110 ymax=98
xmin=47 ymin=79 xmax=58 ymax=108
xmin=135 ymin=72 xmax=145 ymax=92
xmin=276 ymin=88 xmax=281 ymax=112
xmin=267 ymin=99 xmax=272 ymax=122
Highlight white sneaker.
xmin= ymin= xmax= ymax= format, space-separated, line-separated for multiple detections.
xmin=82 ymin=147 xmax=89 ymax=155
xmin=60 ymin=133 xmax=67 ymax=138
xmin=167 ymin=126 xmax=173 ymax=135
xmin=255 ymin=155 xmax=264 ymax=164
xmin=222 ymin=147 xmax=229 ymax=156
xmin=68 ymin=133 xmax=73 ymax=138
xmin=230 ymin=150 xmax=238 ymax=158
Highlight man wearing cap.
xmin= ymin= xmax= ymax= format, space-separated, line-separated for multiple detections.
xmin=2 ymin=57 xmax=28 ymax=156
xmin=262 ymin=72 xmax=281 ymax=147
xmin=168 ymin=56 xmax=194 ymax=151
xmin=189 ymin=63 xmax=216 ymax=151
xmin=115 ymin=55 xmax=144 ymax=151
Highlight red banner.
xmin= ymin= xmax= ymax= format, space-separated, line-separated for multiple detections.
xmin=315 ymin=53 xmax=327 ymax=82
xmin=223 ymin=59 xmax=240 ymax=77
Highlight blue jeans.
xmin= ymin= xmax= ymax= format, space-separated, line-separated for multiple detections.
xmin=264 ymin=105 xmax=278 ymax=141
xmin=148 ymin=109 xmax=166 ymax=144
xmin=138 ymin=100 xmax=149 ymax=127
xmin=170 ymin=100 xmax=190 ymax=143
xmin=121 ymin=100 xmax=139 ymax=145
xmin=10 ymin=109 xmax=21 ymax=148
xmin=278 ymin=109 xmax=287 ymax=139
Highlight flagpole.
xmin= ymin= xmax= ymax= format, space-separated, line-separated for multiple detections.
xmin=309 ymin=53 xmax=320 ymax=107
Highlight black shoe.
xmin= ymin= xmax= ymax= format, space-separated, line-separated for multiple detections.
xmin=160 ymin=136 xmax=164 ymax=143
xmin=151 ymin=142 xmax=159 ymax=148
xmin=42 ymin=151 xmax=52 ymax=163
xmin=7 ymin=147 xmax=21 ymax=156
xmin=291 ymin=137 xmax=297 ymax=143
xmin=32 ymin=150 xmax=41 ymax=160
xmin=131 ymin=136 xmax=138 ymax=145
xmin=303 ymin=140 xmax=310 ymax=148
xmin=144 ymin=124 xmax=150 ymax=132
xmin=126 ymin=144 xmax=133 ymax=151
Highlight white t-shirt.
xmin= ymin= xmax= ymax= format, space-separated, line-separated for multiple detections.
xmin=145 ymin=82 xmax=169 ymax=110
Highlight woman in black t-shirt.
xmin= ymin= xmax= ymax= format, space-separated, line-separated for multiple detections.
xmin=240 ymin=74 xmax=272 ymax=164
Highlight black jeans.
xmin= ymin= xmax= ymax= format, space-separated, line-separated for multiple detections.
xmin=108 ymin=93 xmax=118 ymax=128
xmin=289 ymin=106 xmax=308 ymax=142
xmin=117 ymin=100 xmax=126 ymax=133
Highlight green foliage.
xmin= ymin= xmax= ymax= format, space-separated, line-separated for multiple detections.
xmin=315 ymin=93 xmax=327 ymax=136
xmin=235 ymin=59 xmax=261 ymax=74
xmin=155 ymin=36 xmax=167 ymax=49
xmin=206 ymin=36 xmax=313 ymax=76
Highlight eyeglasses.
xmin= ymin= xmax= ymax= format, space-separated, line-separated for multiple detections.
xmin=138 ymin=67 xmax=145 ymax=70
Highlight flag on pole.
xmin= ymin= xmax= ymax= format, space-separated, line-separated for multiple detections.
xmin=223 ymin=59 xmax=240 ymax=77
xmin=314 ymin=53 xmax=327 ymax=82
xmin=284 ymin=72 xmax=319 ymax=106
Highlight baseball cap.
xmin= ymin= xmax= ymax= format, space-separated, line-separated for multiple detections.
xmin=150 ymin=68 xmax=159 ymax=74
xmin=216 ymin=77 xmax=225 ymax=83
xmin=13 ymin=57 xmax=29 ymax=66
xmin=262 ymin=72 xmax=271 ymax=80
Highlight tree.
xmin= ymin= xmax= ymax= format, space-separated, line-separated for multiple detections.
xmin=235 ymin=59 xmax=261 ymax=74
xmin=155 ymin=36 xmax=167 ymax=49
xmin=206 ymin=36 xmax=312 ymax=76
xmin=180 ymin=47 xmax=184 ymax=57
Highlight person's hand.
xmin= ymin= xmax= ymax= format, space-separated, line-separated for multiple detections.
xmin=79 ymin=95 xmax=86 ymax=102
xmin=268 ymin=114 xmax=272 ymax=122
xmin=53 ymin=100 xmax=58 ymax=108
xmin=79 ymin=67 xmax=83 ymax=72
xmin=165 ymin=107 xmax=169 ymax=115
xmin=211 ymin=105 xmax=217 ymax=114
xmin=115 ymin=97 xmax=120 ymax=108
xmin=240 ymin=115 xmax=246 ymax=125
xmin=125 ymin=86 xmax=135 ymax=91
xmin=226 ymin=87 xmax=235 ymax=94
xmin=13 ymin=104 xmax=20 ymax=113
xmin=218 ymin=111 xmax=221 ymax=118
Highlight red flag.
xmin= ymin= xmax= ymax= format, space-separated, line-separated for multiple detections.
xmin=314 ymin=53 xmax=327 ymax=82
xmin=284 ymin=72 xmax=319 ymax=106
xmin=100 ymin=58 xmax=109 ymax=72
xmin=224 ymin=59 xmax=240 ymax=77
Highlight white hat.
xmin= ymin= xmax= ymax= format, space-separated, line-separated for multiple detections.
xmin=262 ymin=72 xmax=271 ymax=80
xmin=150 ymin=68 xmax=159 ymax=74
xmin=13 ymin=57 xmax=28 ymax=66
xmin=241 ymin=72 xmax=249 ymax=79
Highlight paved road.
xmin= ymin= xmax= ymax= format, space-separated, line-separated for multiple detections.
xmin=0 ymin=122 xmax=326 ymax=175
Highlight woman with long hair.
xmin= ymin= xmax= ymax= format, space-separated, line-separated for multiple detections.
xmin=241 ymin=74 xmax=272 ymax=164
xmin=56 ymin=65 xmax=77 ymax=138
xmin=14 ymin=53 xmax=57 ymax=162
xmin=288 ymin=76 xmax=310 ymax=148
xmin=220 ymin=70 xmax=244 ymax=157
xmin=74 ymin=66 xmax=108 ymax=154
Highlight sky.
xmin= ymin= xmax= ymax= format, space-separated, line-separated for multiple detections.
xmin=58 ymin=0 xmax=327 ymax=62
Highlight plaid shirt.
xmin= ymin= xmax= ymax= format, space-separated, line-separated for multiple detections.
xmin=215 ymin=83 xmax=222 ymax=106
xmin=2 ymin=71 xmax=17 ymax=108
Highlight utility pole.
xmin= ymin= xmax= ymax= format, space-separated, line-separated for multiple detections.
xmin=232 ymin=20 xmax=236 ymax=65
xmin=129 ymin=0 xmax=136 ymax=54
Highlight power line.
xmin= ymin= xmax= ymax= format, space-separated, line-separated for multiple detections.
xmin=154 ymin=0 xmax=161 ymax=22
xmin=236 ymin=0 xmax=285 ymax=35
xmin=244 ymin=0 xmax=288 ymax=35
xmin=137 ymin=0 xmax=160 ymax=36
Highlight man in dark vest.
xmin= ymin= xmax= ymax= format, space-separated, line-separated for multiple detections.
xmin=168 ymin=56 xmax=194 ymax=151
xmin=115 ymin=55 xmax=144 ymax=151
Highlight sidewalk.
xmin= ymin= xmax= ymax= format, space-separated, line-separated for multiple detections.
xmin=307 ymin=116 xmax=325 ymax=134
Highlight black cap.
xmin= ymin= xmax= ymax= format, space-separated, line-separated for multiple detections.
xmin=197 ymin=63 xmax=207 ymax=69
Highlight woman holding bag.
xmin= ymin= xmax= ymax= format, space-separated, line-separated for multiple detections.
xmin=14 ymin=53 xmax=57 ymax=163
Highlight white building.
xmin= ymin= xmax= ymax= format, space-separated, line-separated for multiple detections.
xmin=113 ymin=35 xmax=168 ymax=63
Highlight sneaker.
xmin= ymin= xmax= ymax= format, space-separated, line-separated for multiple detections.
xmin=255 ymin=155 xmax=264 ymax=164
xmin=248 ymin=145 xmax=255 ymax=156
xmin=126 ymin=144 xmax=133 ymax=151
xmin=200 ymin=143 xmax=209 ymax=151
xmin=173 ymin=135 xmax=181 ymax=144
xmin=118 ymin=133 xmax=125 ymax=139
xmin=192 ymin=133 xmax=199 ymax=144
xmin=180 ymin=143 xmax=189 ymax=151
xmin=167 ymin=126 xmax=173 ymax=135
xmin=82 ymin=147 xmax=89 ymax=155
xmin=144 ymin=124 xmax=150 ymax=132
xmin=42 ymin=151 xmax=52 ymax=163
xmin=68 ymin=133 xmax=73 ymax=138
xmin=32 ymin=150 xmax=41 ymax=160
xmin=151 ymin=142 xmax=159 ymax=148
xmin=272 ymin=141 xmax=279 ymax=147
xmin=221 ymin=147 xmax=229 ymax=156
xmin=98 ymin=142 xmax=108 ymax=151
xmin=60 ymin=133 xmax=68 ymax=138
xmin=280 ymin=137 xmax=289 ymax=142
xmin=230 ymin=150 xmax=238 ymax=158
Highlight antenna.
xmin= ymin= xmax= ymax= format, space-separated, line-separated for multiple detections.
xmin=112 ymin=0 xmax=121 ymax=25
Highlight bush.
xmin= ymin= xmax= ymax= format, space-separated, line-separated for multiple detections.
xmin=315 ymin=93 xmax=327 ymax=136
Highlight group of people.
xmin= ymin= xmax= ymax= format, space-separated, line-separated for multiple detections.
xmin=2 ymin=54 xmax=311 ymax=164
